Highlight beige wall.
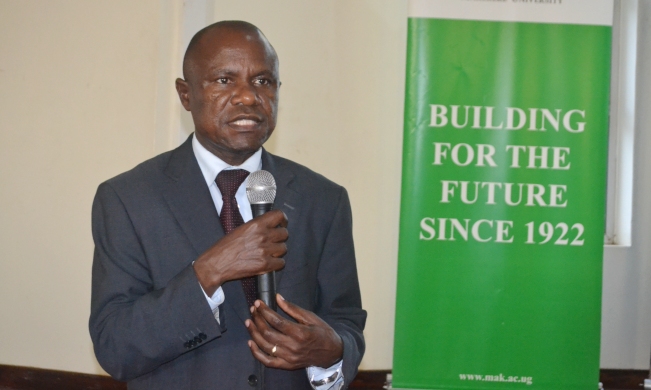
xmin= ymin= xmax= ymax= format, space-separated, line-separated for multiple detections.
xmin=0 ymin=0 xmax=161 ymax=373
xmin=1 ymin=0 xmax=650 ymax=377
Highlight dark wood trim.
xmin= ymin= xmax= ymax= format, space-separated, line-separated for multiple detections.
xmin=350 ymin=369 xmax=391 ymax=389
xmin=0 ymin=364 xmax=126 ymax=390
xmin=600 ymin=369 xmax=649 ymax=390
xmin=0 ymin=364 xmax=647 ymax=389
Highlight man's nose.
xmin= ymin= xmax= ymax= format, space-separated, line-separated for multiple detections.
xmin=230 ymin=83 xmax=259 ymax=106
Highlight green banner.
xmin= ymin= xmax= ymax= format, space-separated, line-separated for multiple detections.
xmin=393 ymin=4 xmax=612 ymax=390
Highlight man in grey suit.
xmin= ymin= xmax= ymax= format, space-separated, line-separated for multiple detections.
xmin=89 ymin=21 xmax=366 ymax=389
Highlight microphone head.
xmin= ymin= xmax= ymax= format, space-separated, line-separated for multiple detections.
xmin=246 ymin=170 xmax=277 ymax=205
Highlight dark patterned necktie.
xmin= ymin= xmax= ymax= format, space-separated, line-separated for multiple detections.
xmin=215 ymin=169 xmax=258 ymax=307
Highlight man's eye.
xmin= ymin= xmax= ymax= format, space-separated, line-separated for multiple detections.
xmin=254 ymin=78 xmax=270 ymax=86
xmin=216 ymin=77 xmax=228 ymax=83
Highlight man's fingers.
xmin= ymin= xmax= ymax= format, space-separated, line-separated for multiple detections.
xmin=270 ymin=226 xmax=288 ymax=243
xmin=249 ymin=298 xmax=344 ymax=369
xmin=276 ymin=294 xmax=315 ymax=325
xmin=249 ymin=304 xmax=277 ymax=337
xmin=260 ymin=209 xmax=288 ymax=228
xmin=247 ymin=340 xmax=293 ymax=369
xmin=268 ymin=237 xmax=287 ymax=256
xmin=247 ymin=306 xmax=302 ymax=364
xmin=267 ymin=256 xmax=285 ymax=272
xmin=276 ymin=210 xmax=288 ymax=228
xmin=254 ymin=299 xmax=299 ymax=334
xmin=245 ymin=318 xmax=278 ymax=356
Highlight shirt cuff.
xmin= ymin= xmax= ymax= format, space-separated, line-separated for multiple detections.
xmin=306 ymin=360 xmax=344 ymax=390
xmin=199 ymin=284 xmax=225 ymax=323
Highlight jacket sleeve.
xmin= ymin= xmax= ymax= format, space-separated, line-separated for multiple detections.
xmin=315 ymin=187 xmax=367 ymax=388
xmin=88 ymin=182 xmax=222 ymax=381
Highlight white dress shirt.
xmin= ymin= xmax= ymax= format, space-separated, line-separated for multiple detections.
xmin=191 ymin=135 xmax=343 ymax=390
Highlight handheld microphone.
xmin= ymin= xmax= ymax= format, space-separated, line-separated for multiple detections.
xmin=246 ymin=170 xmax=278 ymax=311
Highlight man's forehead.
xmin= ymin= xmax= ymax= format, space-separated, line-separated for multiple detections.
xmin=205 ymin=26 xmax=259 ymax=44
xmin=196 ymin=31 xmax=275 ymax=64
xmin=200 ymin=27 xmax=272 ymax=56
xmin=183 ymin=22 xmax=278 ymax=81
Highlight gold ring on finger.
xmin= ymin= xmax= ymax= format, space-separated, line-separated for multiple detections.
xmin=271 ymin=345 xmax=277 ymax=357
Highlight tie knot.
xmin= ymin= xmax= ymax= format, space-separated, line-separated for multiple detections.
xmin=215 ymin=169 xmax=249 ymax=198
xmin=216 ymin=169 xmax=250 ymax=198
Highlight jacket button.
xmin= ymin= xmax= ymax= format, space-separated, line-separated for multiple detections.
xmin=248 ymin=374 xmax=258 ymax=386
xmin=183 ymin=341 xmax=190 ymax=349
xmin=194 ymin=336 xmax=202 ymax=343
xmin=199 ymin=332 xmax=207 ymax=340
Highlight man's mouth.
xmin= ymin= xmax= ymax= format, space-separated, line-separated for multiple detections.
xmin=231 ymin=119 xmax=259 ymax=126
xmin=229 ymin=113 xmax=263 ymax=129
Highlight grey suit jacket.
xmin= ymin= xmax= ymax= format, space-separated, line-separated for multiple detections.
xmin=89 ymin=136 xmax=366 ymax=389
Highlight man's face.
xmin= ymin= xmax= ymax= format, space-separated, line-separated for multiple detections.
xmin=177 ymin=29 xmax=279 ymax=164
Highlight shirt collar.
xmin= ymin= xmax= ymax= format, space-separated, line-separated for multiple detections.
xmin=192 ymin=134 xmax=263 ymax=186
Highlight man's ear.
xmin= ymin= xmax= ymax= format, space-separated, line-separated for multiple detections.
xmin=175 ymin=78 xmax=192 ymax=111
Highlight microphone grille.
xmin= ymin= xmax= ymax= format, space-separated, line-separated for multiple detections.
xmin=246 ymin=170 xmax=277 ymax=205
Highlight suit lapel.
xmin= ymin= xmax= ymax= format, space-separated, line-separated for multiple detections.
xmin=162 ymin=137 xmax=251 ymax=323
xmin=162 ymin=137 xmax=222 ymax=256
xmin=261 ymin=150 xmax=301 ymax=289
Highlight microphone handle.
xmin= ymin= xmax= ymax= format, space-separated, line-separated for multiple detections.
xmin=251 ymin=203 xmax=277 ymax=311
